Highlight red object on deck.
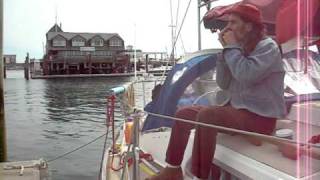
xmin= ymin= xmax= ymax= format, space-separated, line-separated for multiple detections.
xmin=309 ymin=134 xmax=320 ymax=144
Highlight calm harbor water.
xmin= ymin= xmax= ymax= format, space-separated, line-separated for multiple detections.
xmin=4 ymin=70 xmax=134 ymax=180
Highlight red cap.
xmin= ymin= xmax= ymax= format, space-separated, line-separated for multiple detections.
xmin=225 ymin=3 xmax=263 ymax=27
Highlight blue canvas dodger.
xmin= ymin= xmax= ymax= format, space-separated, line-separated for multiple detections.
xmin=142 ymin=54 xmax=219 ymax=132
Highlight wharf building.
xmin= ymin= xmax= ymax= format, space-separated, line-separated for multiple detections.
xmin=3 ymin=55 xmax=16 ymax=65
xmin=3 ymin=54 xmax=25 ymax=70
xmin=43 ymin=24 xmax=129 ymax=75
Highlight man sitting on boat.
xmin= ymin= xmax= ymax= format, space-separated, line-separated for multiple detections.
xmin=146 ymin=3 xmax=286 ymax=180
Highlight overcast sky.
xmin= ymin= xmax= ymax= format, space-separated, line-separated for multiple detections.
xmin=4 ymin=0 xmax=238 ymax=62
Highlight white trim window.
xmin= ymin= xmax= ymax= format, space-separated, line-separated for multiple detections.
xmin=52 ymin=36 xmax=66 ymax=47
xmin=72 ymin=37 xmax=85 ymax=47
xmin=91 ymin=37 xmax=104 ymax=47
xmin=110 ymin=38 xmax=122 ymax=47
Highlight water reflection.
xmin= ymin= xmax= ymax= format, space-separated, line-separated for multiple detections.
xmin=5 ymin=71 xmax=133 ymax=180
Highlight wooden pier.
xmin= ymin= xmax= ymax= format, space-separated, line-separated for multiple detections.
xmin=31 ymin=72 xmax=140 ymax=79
xmin=30 ymin=71 xmax=170 ymax=79
xmin=0 ymin=159 xmax=48 ymax=180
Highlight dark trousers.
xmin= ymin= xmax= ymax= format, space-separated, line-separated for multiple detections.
xmin=165 ymin=105 xmax=276 ymax=179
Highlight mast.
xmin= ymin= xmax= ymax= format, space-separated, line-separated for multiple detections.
xmin=134 ymin=24 xmax=137 ymax=80
xmin=197 ymin=0 xmax=202 ymax=50
xmin=169 ymin=0 xmax=175 ymax=64
xmin=197 ymin=0 xmax=217 ymax=51
xmin=0 ymin=0 xmax=7 ymax=162
xmin=55 ymin=4 xmax=58 ymax=31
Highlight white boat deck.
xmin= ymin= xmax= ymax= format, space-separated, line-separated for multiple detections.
xmin=105 ymin=79 xmax=320 ymax=180
xmin=140 ymin=130 xmax=194 ymax=180
xmin=139 ymin=120 xmax=320 ymax=180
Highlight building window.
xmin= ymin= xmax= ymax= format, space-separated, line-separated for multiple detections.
xmin=72 ymin=38 xmax=85 ymax=46
xmin=91 ymin=38 xmax=104 ymax=47
xmin=107 ymin=51 xmax=112 ymax=56
xmin=52 ymin=36 xmax=66 ymax=47
xmin=110 ymin=39 xmax=122 ymax=47
xmin=52 ymin=39 xmax=66 ymax=47
xmin=91 ymin=51 xmax=112 ymax=56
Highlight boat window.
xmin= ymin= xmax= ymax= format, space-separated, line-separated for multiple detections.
xmin=283 ymin=49 xmax=320 ymax=72
xmin=309 ymin=45 xmax=319 ymax=53
xmin=283 ymin=57 xmax=303 ymax=72
xmin=177 ymin=69 xmax=220 ymax=108
xmin=283 ymin=49 xmax=320 ymax=93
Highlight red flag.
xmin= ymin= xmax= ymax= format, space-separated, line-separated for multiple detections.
xmin=276 ymin=0 xmax=320 ymax=43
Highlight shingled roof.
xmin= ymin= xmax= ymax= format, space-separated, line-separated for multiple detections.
xmin=46 ymin=23 xmax=122 ymax=41
xmin=47 ymin=32 xmax=121 ymax=41
xmin=48 ymin=23 xmax=63 ymax=33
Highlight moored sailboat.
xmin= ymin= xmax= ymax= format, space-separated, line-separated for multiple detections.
xmin=101 ymin=0 xmax=320 ymax=179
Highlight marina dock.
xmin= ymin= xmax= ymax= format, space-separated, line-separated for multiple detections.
xmin=0 ymin=159 xmax=48 ymax=180
xmin=31 ymin=72 xmax=141 ymax=79
xmin=30 ymin=67 xmax=171 ymax=79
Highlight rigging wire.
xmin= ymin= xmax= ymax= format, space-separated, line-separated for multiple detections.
xmin=174 ymin=0 xmax=181 ymax=36
xmin=113 ymin=84 xmax=320 ymax=150
xmin=46 ymin=130 xmax=109 ymax=163
xmin=47 ymin=94 xmax=115 ymax=175
xmin=169 ymin=0 xmax=192 ymax=58
xmin=169 ymin=0 xmax=175 ymax=61
xmin=98 ymin=127 xmax=110 ymax=179
xmin=173 ymin=0 xmax=181 ymax=61
xmin=160 ymin=0 xmax=193 ymax=79
xmin=175 ymin=0 xmax=187 ymax=55
xmin=106 ymin=81 xmax=320 ymax=179
xmin=180 ymin=34 xmax=186 ymax=54
xmin=144 ymin=110 xmax=320 ymax=150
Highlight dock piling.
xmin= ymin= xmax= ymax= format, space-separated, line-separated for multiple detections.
xmin=0 ymin=0 xmax=7 ymax=162
xmin=24 ymin=53 xmax=29 ymax=80
xmin=2 ymin=57 xmax=5 ymax=79
xmin=145 ymin=54 xmax=149 ymax=73
xmin=89 ymin=54 xmax=92 ymax=74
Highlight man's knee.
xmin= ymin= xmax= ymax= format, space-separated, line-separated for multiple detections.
xmin=175 ymin=107 xmax=199 ymax=119
xmin=173 ymin=107 xmax=198 ymax=127
xmin=197 ymin=107 xmax=215 ymax=124
xmin=197 ymin=107 xmax=224 ymax=125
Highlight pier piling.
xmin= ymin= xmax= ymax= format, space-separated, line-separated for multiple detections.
xmin=0 ymin=0 xmax=7 ymax=162
xmin=24 ymin=53 xmax=29 ymax=80
xmin=88 ymin=54 xmax=92 ymax=74
xmin=2 ymin=57 xmax=5 ymax=79
xmin=145 ymin=54 xmax=149 ymax=73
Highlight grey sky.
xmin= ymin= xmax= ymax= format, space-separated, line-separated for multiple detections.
xmin=4 ymin=0 xmax=237 ymax=62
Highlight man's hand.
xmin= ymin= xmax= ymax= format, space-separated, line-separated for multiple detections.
xmin=223 ymin=30 xmax=237 ymax=46
xmin=218 ymin=28 xmax=228 ymax=47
